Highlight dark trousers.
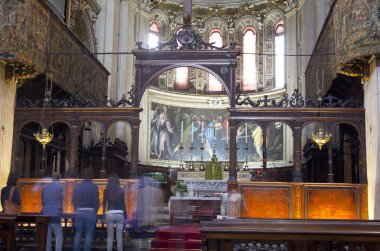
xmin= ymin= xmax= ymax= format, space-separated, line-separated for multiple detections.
xmin=73 ymin=211 xmax=97 ymax=251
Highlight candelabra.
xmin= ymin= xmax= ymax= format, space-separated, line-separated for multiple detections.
xmin=188 ymin=143 xmax=194 ymax=171
xmin=179 ymin=142 xmax=185 ymax=170
xmin=199 ymin=142 xmax=205 ymax=171
xmin=243 ymin=143 xmax=249 ymax=171
xmin=223 ymin=143 xmax=229 ymax=171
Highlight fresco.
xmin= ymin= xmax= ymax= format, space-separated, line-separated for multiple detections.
xmin=149 ymin=102 xmax=284 ymax=162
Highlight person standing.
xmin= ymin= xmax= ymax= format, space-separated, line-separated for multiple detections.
xmin=102 ymin=174 xmax=127 ymax=251
xmin=72 ymin=168 xmax=99 ymax=251
xmin=41 ymin=173 xmax=64 ymax=251
xmin=1 ymin=172 xmax=21 ymax=214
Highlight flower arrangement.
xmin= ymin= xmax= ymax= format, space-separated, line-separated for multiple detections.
xmin=170 ymin=182 xmax=187 ymax=194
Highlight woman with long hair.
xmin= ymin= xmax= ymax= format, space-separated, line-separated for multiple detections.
xmin=102 ymin=173 xmax=127 ymax=251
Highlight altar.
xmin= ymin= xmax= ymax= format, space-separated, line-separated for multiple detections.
xmin=177 ymin=171 xmax=250 ymax=181
xmin=184 ymin=179 xmax=227 ymax=197
xmin=169 ymin=196 xmax=221 ymax=225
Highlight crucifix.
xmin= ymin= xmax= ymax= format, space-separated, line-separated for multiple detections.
xmin=183 ymin=0 xmax=192 ymax=27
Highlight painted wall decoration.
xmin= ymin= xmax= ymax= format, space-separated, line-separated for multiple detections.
xmin=149 ymin=102 xmax=284 ymax=163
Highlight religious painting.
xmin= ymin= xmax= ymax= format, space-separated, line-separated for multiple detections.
xmin=149 ymin=102 xmax=230 ymax=162
xmin=149 ymin=102 xmax=284 ymax=163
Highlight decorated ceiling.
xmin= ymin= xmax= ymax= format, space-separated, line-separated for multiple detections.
xmin=150 ymin=0 xmax=298 ymax=14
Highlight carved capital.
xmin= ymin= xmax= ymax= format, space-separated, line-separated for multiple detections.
xmin=131 ymin=119 xmax=141 ymax=128
xmin=228 ymin=119 xmax=239 ymax=128
xmin=5 ymin=63 xmax=36 ymax=84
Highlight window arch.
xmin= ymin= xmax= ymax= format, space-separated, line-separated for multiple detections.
xmin=242 ymin=28 xmax=257 ymax=91
xmin=148 ymin=21 xmax=160 ymax=49
xmin=275 ymin=21 xmax=285 ymax=89
xmin=208 ymin=30 xmax=223 ymax=92
xmin=175 ymin=67 xmax=189 ymax=90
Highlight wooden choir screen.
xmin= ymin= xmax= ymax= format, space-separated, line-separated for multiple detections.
xmin=238 ymin=182 xmax=368 ymax=220
xmin=16 ymin=178 xmax=138 ymax=221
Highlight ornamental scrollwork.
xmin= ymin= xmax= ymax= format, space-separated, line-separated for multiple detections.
xmin=236 ymin=88 xmax=363 ymax=108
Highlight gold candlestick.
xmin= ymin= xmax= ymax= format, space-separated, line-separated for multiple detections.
xmin=243 ymin=143 xmax=249 ymax=171
xmin=179 ymin=142 xmax=185 ymax=170
xmin=199 ymin=142 xmax=205 ymax=171
xmin=188 ymin=143 xmax=194 ymax=171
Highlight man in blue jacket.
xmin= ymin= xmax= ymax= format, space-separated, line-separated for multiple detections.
xmin=72 ymin=168 xmax=99 ymax=251
xmin=41 ymin=173 xmax=64 ymax=251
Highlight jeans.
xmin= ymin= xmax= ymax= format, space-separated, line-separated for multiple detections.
xmin=106 ymin=213 xmax=124 ymax=251
xmin=73 ymin=211 xmax=97 ymax=251
xmin=46 ymin=223 xmax=63 ymax=251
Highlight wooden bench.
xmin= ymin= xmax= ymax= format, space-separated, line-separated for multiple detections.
xmin=201 ymin=218 xmax=380 ymax=251
xmin=0 ymin=216 xmax=16 ymax=251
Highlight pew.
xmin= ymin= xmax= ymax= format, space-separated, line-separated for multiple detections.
xmin=0 ymin=216 xmax=16 ymax=251
xmin=200 ymin=218 xmax=380 ymax=251
xmin=0 ymin=215 xmax=50 ymax=251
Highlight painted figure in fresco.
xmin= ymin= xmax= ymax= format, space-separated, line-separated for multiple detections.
xmin=150 ymin=106 xmax=160 ymax=156
xmin=157 ymin=106 xmax=175 ymax=159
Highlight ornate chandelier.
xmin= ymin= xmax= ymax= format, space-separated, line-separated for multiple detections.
xmin=34 ymin=74 xmax=54 ymax=149
xmin=34 ymin=128 xmax=54 ymax=149
xmin=312 ymin=128 xmax=332 ymax=150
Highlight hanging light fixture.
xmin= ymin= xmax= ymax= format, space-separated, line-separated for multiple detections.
xmin=34 ymin=74 xmax=54 ymax=150
xmin=311 ymin=91 xmax=332 ymax=150
xmin=312 ymin=128 xmax=332 ymax=150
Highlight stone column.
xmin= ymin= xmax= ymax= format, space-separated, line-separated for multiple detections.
xmin=0 ymin=63 xmax=17 ymax=205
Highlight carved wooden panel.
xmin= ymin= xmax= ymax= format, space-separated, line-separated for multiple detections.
xmin=240 ymin=183 xmax=292 ymax=218
xmin=17 ymin=178 xmax=138 ymax=223
xmin=237 ymin=182 xmax=366 ymax=220
xmin=305 ymin=185 xmax=357 ymax=220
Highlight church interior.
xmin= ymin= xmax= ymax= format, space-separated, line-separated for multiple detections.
xmin=1 ymin=0 xmax=380 ymax=250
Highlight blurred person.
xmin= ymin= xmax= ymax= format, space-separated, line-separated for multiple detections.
xmin=102 ymin=174 xmax=126 ymax=251
xmin=227 ymin=189 xmax=242 ymax=217
xmin=72 ymin=168 xmax=99 ymax=251
xmin=1 ymin=172 xmax=21 ymax=214
xmin=137 ymin=176 xmax=164 ymax=230
xmin=41 ymin=173 xmax=64 ymax=251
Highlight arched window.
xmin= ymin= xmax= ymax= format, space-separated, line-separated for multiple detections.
xmin=148 ymin=21 xmax=160 ymax=49
xmin=208 ymin=30 xmax=223 ymax=92
xmin=275 ymin=22 xmax=285 ymax=89
xmin=242 ymin=28 xmax=257 ymax=91
xmin=175 ymin=67 xmax=189 ymax=90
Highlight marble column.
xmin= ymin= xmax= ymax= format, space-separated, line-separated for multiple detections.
xmin=364 ymin=58 xmax=380 ymax=219
xmin=0 ymin=63 xmax=17 ymax=211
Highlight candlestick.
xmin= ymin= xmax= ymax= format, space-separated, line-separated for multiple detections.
xmin=181 ymin=121 xmax=183 ymax=142
xmin=226 ymin=122 xmax=229 ymax=143
xmin=201 ymin=123 xmax=204 ymax=143
xmin=199 ymin=142 xmax=205 ymax=171
xmin=191 ymin=121 xmax=194 ymax=143
xmin=245 ymin=123 xmax=248 ymax=143
xmin=179 ymin=142 xmax=184 ymax=170
xmin=189 ymin=142 xmax=194 ymax=171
